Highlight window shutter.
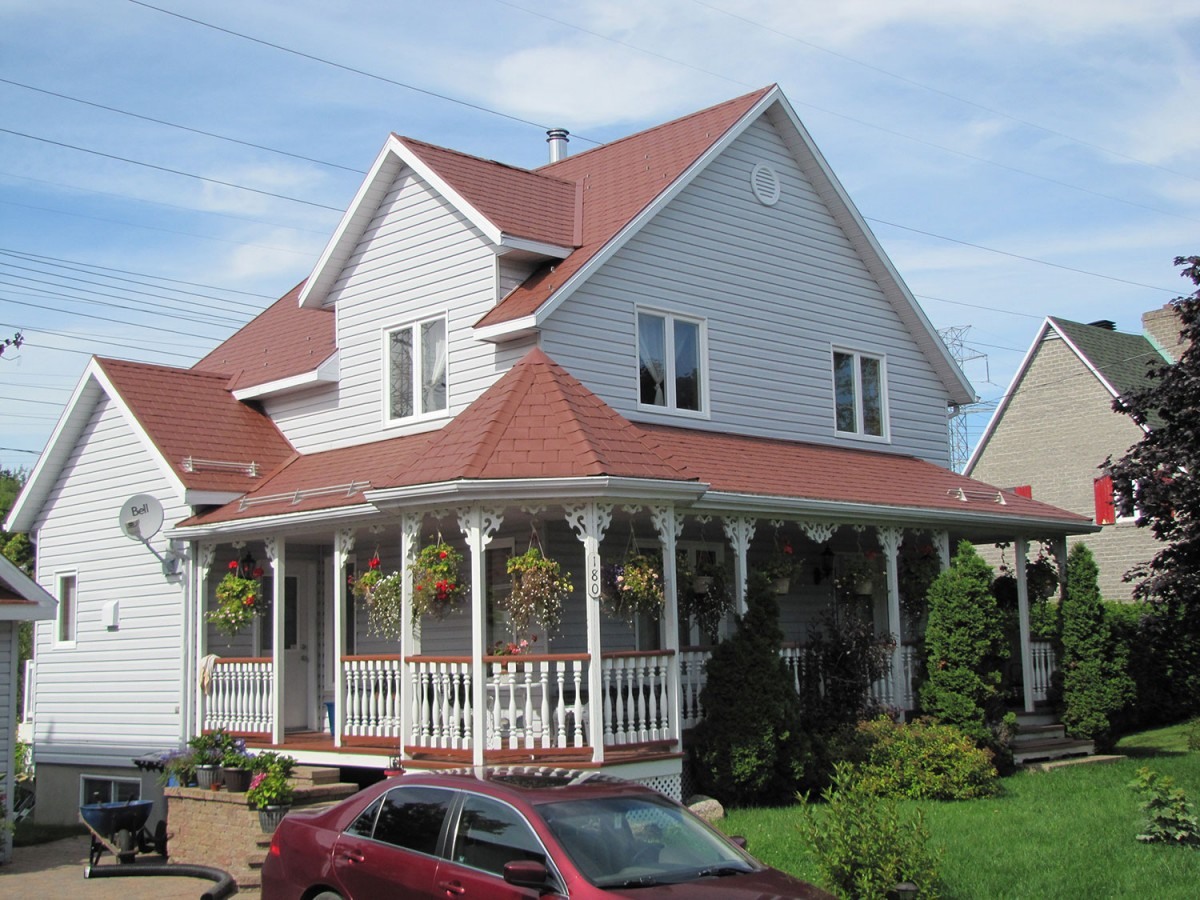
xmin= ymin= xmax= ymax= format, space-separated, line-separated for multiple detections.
xmin=1013 ymin=485 xmax=1033 ymax=499
xmin=1094 ymin=475 xmax=1116 ymax=525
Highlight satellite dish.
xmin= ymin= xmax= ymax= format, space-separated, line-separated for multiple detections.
xmin=119 ymin=494 xmax=164 ymax=541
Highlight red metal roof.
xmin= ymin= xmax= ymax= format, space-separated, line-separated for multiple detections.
xmin=97 ymin=358 xmax=296 ymax=493
xmin=192 ymin=282 xmax=336 ymax=392
xmin=476 ymin=87 xmax=773 ymax=328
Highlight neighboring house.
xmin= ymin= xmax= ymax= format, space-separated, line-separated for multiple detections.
xmin=7 ymin=85 xmax=1094 ymax=825
xmin=0 ymin=554 xmax=56 ymax=863
xmin=965 ymin=314 xmax=1177 ymax=600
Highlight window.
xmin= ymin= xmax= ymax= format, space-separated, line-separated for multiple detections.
xmin=57 ymin=573 xmax=76 ymax=644
xmin=833 ymin=349 xmax=887 ymax=438
xmin=387 ymin=316 xmax=447 ymax=422
xmin=637 ymin=310 xmax=705 ymax=413
xmin=81 ymin=776 xmax=140 ymax=806
xmin=371 ymin=787 xmax=454 ymax=855
xmin=452 ymin=793 xmax=546 ymax=876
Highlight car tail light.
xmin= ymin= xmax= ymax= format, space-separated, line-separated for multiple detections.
xmin=268 ymin=834 xmax=282 ymax=857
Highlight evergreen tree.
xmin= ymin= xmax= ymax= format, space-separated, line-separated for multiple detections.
xmin=1059 ymin=543 xmax=1135 ymax=750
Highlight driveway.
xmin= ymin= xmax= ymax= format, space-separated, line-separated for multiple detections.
xmin=0 ymin=836 xmax=260 ymax=898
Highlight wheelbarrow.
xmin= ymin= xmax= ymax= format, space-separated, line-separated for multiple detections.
xmin=79 ymin=798 xmax=167 ymax=866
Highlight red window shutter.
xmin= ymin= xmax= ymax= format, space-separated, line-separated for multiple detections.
xmin=1013 ymin=485 xmax=1033 ymax=499
xmin=1094 ymin=475 xmax=1116 ymax=525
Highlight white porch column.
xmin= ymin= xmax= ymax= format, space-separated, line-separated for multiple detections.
xmin=722 ymin=516 xmax=756 ymax=615
xmin=265 ymin=536 xmax=286 ymax=744
xmin=650 ymin=505 xmax=683 ymax=749
xmin=565 ymin=502 xmax=613 ymax=764
xmin=878 ymin=526 xmax=905 ymax=709
xmin=193 ymin=542 xmax=215 ymax=737
xmin=398 ymin=512 xmax=420 ymax=760
xmin=458 ymin=506 xmax=504 ymax=768
xmin=332 ymin=528 xmax=355 ymax=748
xmin=933 ymin=531 xmax=951 ymax=568
xmin=1015 ymin=536 xmax=1035 ymax=713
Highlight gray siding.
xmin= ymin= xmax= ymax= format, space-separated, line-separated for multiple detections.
xmin=540 ymin=116 xmax=953 ymax=464
xmin=31 ymin=396 xmax=188 ymax=765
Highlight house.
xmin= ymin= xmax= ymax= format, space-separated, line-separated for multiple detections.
xmin=0 ymin=554 xmax=56 ymax=862
xmin=965 ymin=313 xmax=1177 ymax=600
xmin=6 ymin=85 xmax=1095 ymax=826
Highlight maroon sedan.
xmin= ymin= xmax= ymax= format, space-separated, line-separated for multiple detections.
xmin=261 ymin=767 xmax=832 ymax=899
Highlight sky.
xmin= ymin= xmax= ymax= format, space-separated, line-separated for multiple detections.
xmin=2 ymin=0 xmax=1198 ymax=476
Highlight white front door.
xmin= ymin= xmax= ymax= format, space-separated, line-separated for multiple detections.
xmin=261 ymin=564 xmax=316 ymax=731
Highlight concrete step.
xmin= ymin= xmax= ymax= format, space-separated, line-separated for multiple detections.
xmin=1014 ymin=738 xmax=1095 ymax=765
xmin=293 ymin=765 xmax=341 ymax=785
xmin=1013 ymin=723 xmax=1066 ymax=745
xmin=1027 ymin=754 xmax=1127 ymax=772
xmin=1015 ymin=710 xmax=1060 ymax=728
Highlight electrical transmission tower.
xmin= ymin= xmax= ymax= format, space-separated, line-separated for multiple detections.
xmin=939 ymin=326 xmax=988 ymax=472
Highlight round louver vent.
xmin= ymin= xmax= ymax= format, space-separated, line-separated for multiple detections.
xmin=750 ymin=163 xmax=780 ymax=206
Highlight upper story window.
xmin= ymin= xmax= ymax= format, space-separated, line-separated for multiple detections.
xmin=637 ymin=309 xmax=705 ymax=414
xmin=833 ymin=348 xmax=888 ymax=439
xmin=57 ymin=572 xmax=77 ymax=645
xmin=387 ymin=316 xmax=447 ymax=423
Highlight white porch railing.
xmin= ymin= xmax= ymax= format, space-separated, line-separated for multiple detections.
xmin=1030 ymin=641 xmax=1056 ymax=703
xmin=343 ymin=655 xmax=404 ymax=739
xmin=679 ymin=648 xmax=710 ymax=730
xmin=204 ymin=657 xmax=272 ymax=734
xmin=868 ymin=645 xmax=918 ymax=711
xmin=601 ymin=651 xmax=674 ymax=746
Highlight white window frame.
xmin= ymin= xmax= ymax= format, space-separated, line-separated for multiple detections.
xmin=80 ymin=774 xmax=141 ymax=807
xmin=55 ymin=571 xmax=77 ymax=648
xmin=382 ymin=313 xmax=449 ymax=427
xmin=831 ymin=347 xmax=890 ymax=442
xmin=635 ymin=307 xmax=709 ymax=418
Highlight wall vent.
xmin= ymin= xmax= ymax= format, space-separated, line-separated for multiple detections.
xmin=750 ymin=163 xmax=780 ymax=206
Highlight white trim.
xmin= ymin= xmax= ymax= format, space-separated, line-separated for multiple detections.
xmin=475 ymin=314 xmax=540 ymax=344
xmin=634 ymin=307 xmax=710 ymax=419
xmin=495 ymin=235 xmax=573 ymax=259
xmin=0 ymin=554 xmax=56 ymax=620
xmin=366 ymin=476 xmax=709 ymax=508
xmin=53 ymin=570 xmax=78 ymax=648
xmin=232 ymin=352 xmax=340 ymax=401
xmin=831 ymin=346 xmax=890 ymax=443
xmin=183 ymin=490 xmax=247 ymax=507
xmin=167 ymin=503 xmax=382 ymax=539
xmin=381 ymin=312 xmax=451 ymax=428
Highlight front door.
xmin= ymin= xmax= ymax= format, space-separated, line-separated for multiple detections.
xmin=261 ymin=563 xmax=316 ymax=731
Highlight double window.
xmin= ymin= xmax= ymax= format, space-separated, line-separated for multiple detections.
xmin=637 ymin=310 xmax=705 ymax=414
xmin=833 ymin=348 xmax=887 ymax=439
xmin=386 ymin=316 xmax=447 ymax=423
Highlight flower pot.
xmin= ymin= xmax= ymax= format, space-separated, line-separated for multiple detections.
xmin=223 ymin=767 xmax=252 ymax=792
xmin=771 ymin=576 xmax=790 ymax=595
xmin=854 ymin=578 xmax=873 ymax=596
xmin=258 ymin=805 xmax=290 ymax=833
xmin=692 ymin=575 xmax=714 ymax=594
xmin=194 ymin=764 xmax=222 ymax=789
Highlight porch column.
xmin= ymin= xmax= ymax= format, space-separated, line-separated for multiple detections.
xmin=565 ymin=502 xmax=613 ymax=764
xmin=193 ymin=542 xmax=215 ymax=737
xmin=398 ymin=512 xmax=420 ymax=760
xmin=265 ymin=536 xmax=286 ymax=744
xmin=1014 ymin=536 xmax=1035 ymax=713
xmin=332 ymin=529 xmax=355 ymax=748
xmin=933 ymin=530 xmax=951 ymax=568
xmin=650 ymin=505 xmax=683 ymax=749
xmin=722 ymin=516 xmax=756 ymax=615
xmin=878 ymin=526 xmax=905 ymax=709
xmin=459 ymin=506 xmax=504 ymax=768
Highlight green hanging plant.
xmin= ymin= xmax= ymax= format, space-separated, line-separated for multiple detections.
xmin=503 ymin=546 xmax=571 ymax=635
xmin=410 ymin=539 xmax=467 ymax=622
xmin=603 ymin=552 xmax=665 ymax=621
xmin=209 ymin=559 xmax=265 ymax=637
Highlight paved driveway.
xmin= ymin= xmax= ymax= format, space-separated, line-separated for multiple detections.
xmin=0 ymin=836 xmax=260 ymax=898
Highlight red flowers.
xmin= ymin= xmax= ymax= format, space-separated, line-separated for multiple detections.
xmin=253 ymin=567 xmax=264 ymax=578
xmin=438 ymin=550 xmax=448 ymax=560
xmin=228 ymin=560 xmax=239 ymax=571
xmin=244 ymin=595 xmax=255 ymax=606
xmin=368 ymin=556 xmax=380 ymax=570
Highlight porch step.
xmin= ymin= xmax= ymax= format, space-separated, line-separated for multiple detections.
xmin=1013 ymin=738 xmax=1095 ymax=765
xmin=1027 ymin=754 xmax=1127 ymax=772
xmin=293 ymin=765 xmax=342 ymax=785
xmin=1013 ymin=723 xmax=1066 ymax=746
xmin=1014 ymin=710 xmax=1060 ymax=728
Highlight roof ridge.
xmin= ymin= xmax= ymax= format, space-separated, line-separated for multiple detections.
xmin=396 ymin=135 xmax=576 ymax=188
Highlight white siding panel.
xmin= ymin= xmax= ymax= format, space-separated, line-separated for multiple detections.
xmin=32 ymin=396 xmax=189 ymax=765
xmin=541 ymin=116 xmax=952 ymax=464
xmin=267 ymin=169 xmax=531 ymax=453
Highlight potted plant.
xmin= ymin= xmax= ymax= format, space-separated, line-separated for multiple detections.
xmin=160 ymin=748 xmax=196 ymax=788
xmin=351 ymin=554 xmax=384 ymax=600
xmin=221 ymin=743 xmax=253 ymax=792
xmin=187 ymin=728 xmax=237 ymax=789
xmin=835 ymin=553 xmax=881 ymax=599
xmin=681 ymin=559 xmax=734 ymax=643
xmin=362 ymin=571 xmax=403 ymax=639
xmin=602 ymin=552 xmax=665 ymax=621
xmin=209 ymin=559 xmax=265 ymax=637
xmin=503 ymin=546 xmax=572 ymax=634
xmin=410 ymin=540 xmax=467 ymax=621
xmin=248 ymin=752 xmax=297 ymax=832
xmin=761 ymin=540 xmax=798 ymax=594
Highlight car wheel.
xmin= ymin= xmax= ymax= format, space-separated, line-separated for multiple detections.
xmin=311 ymin=892 xmax=343 ymax=900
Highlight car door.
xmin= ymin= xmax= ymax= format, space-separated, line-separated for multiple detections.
xmin=435 ymin=792 xmax=566 ymax=899
xmin=331 ymin=786 xmax=453 ymax=899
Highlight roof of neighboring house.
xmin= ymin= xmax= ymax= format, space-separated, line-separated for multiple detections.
xmin=175 ymin=348 xmax=1088 ymax=534
xmin=0 ymin=554 xmax=56 ymax=621
xmin=1048 ymin=317 xmax=1164 ymax=400
xmin=192 ymin=282 xmax=337 ymax=392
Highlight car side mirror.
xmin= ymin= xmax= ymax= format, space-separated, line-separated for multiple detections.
xmin=729 ymin=835 xmax=748 ymax=849
xmin=503 ymin=859 xmax=551 ymax=889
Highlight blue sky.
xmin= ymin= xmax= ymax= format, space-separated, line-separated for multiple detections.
xmin=2 ymin=0 xmax=1198 ymax=475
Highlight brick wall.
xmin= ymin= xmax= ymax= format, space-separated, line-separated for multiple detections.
xmin=970 ymin=335 xmax=1161 ymax=601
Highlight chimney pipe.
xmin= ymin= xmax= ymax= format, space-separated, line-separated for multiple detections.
xmin=546 ymin=128 xmax=569 ymax=163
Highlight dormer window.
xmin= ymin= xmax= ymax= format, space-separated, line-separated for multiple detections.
xmin=386 ymin=316 xmax=447 ymax=422
xmin=833 ymin=348 xmax=888 ymax=439
xmin=637 ymin=309 xmax=706 ymax=414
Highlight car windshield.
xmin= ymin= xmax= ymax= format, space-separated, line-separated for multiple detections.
xmin=538 ymin=794 xmax=757 ymax=888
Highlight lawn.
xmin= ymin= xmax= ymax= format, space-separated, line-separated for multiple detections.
xmin=719 ymin=723 xmax=1200 ymax=898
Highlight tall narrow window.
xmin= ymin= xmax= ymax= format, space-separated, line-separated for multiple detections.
xmin=637 ymin=310 xmax=705 ymax=413
xmin=833 ymin=349 xmax=887 ymax=439
xmin=387 ymin=316 xmax=447 ymax=422
xmin=57 ymin=574 xmax=76 ymax=643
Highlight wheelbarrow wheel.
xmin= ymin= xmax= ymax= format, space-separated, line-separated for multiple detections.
xmin=116 ymin=828 xmax=136 ymax=863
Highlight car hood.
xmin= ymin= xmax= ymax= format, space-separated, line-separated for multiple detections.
xmin=599 ymin=869 xmax=834 ymax=898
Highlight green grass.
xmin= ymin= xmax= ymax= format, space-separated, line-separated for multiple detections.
xmin=719 ymin=724 xmax=1200 ymax=899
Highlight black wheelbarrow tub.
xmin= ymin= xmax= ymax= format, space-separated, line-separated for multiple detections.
xmin=80 ymin=799 xmax=154 ymax=835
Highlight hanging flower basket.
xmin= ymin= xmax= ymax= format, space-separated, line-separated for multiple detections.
xmin=761 ymin=540 xmax=798 ymax=594
xmin=503 ymin=547 xmax=571 ymax=635
xmin=410 ymin=541 xmax=467 ymax=621
xmin=680 ymin=559 xmax=734 ymax=643
xmin=603 ymin=552 xmax=665 ymax=622
xmin=352 ymin=555 xmax=384 ymax=600
xmin=209 ymin=560 xmax=265 ymax=636
xmin=363 ymin=572 xmax=403 ymax=639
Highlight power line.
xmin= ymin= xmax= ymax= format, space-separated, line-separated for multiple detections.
xmin=0 ymin=292 xmax=237 ymax=340
xmin=0 ymin=320 xmax=210 ymax=362
xmin=0 ymin=278 xmax=245 ymax=330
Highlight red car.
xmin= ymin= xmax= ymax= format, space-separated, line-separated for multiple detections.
xmin=261 ymin=767 xmax=832 ymax=899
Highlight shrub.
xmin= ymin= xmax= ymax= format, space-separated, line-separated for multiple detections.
xmin=689 ymin=572 xmax=808 ymax=806
xmin=1059 ymin=544 xmax=1135 ymax=751
xmin=800 ymin=763 xmax=942 ymax=899
xmin=1130 ymin=766 xmax=1200 ymax=847
xmin=842 ymin=716 xmax=999 ymax=801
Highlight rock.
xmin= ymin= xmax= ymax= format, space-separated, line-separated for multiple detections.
xmin=686 ymin=794 xmax=725 ymax=823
